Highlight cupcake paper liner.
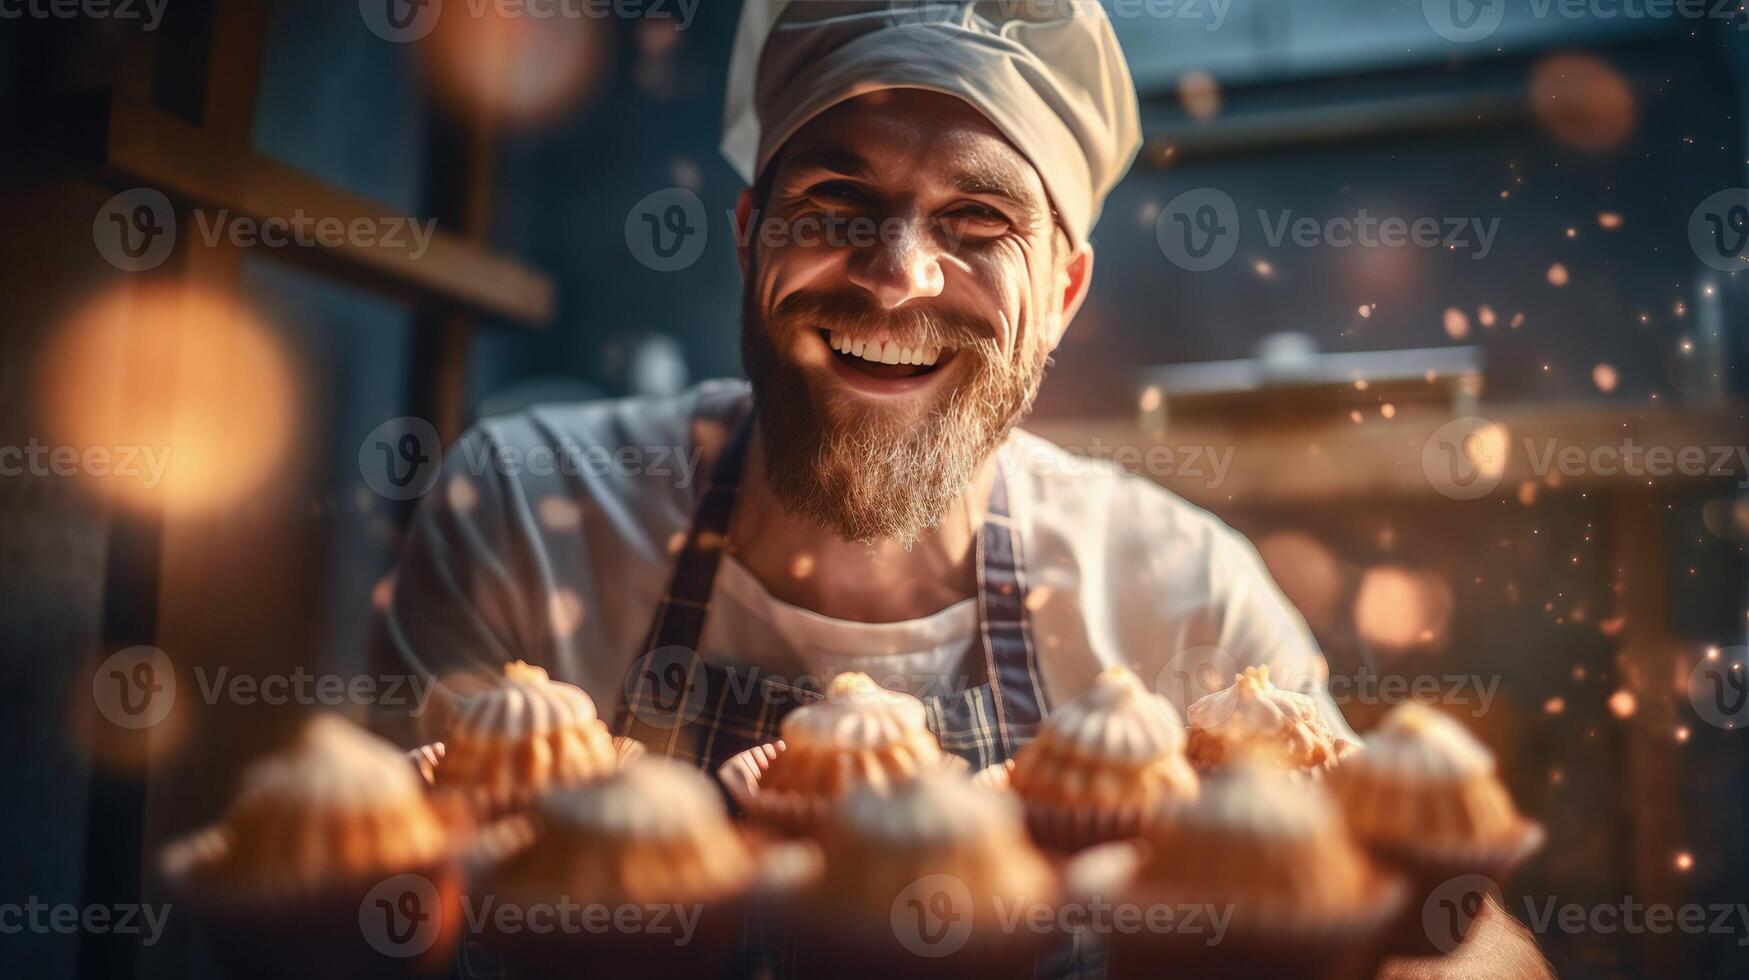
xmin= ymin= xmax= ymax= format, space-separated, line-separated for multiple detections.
xmin=975 ymin=760 xmax=1153 ymax=855
xmin=160 ymin=826 xmax=466 ymax=980
xmin=410 ymin=735 xmax=646 ymax=823
xmin=718 ymin=740 xmax=969 ymax=838
xmin=1365 ymin=818 xmax=1546 ymax=957
xmin=1064 ymin=839 xmax=1407 ymax=980
xmin=467 ymin=831 xmax=813 ymax=978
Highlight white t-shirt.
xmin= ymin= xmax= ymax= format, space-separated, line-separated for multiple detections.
xmin=386 ymin=380 xmax=1355 ymax=738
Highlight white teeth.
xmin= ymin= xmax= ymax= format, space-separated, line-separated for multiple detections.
xmin=827 ymin=332 xmax=947 ymax=370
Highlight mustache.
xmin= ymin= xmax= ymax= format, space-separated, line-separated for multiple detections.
xmin=765 ymin=290 xmax=997 ymax=353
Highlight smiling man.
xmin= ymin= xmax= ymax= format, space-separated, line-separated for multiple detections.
xmin=384 ymin=3 xmax=1554 ymax=974
xmin=389 ymin=0 xmax=1357 ymax=765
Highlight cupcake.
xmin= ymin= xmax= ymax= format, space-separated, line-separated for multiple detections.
xmin=160 ymin=715 xmax=464 ymax=979
xmin=472 ymin=758 xmax=766 ymax=975
xmin=1069 ymin=763 xmax=1403 ymax=980
xmin=780 ymin=770 xmax=1059 ymax=980
xmin=1185 ymin=665 xmax=1346 ymax=775
xmin=728 ymin=671 xmax=945 ymax=834
xmin=1006 ymin=665 xmax=1198 ymax=850
xmin=432 ymin=660 xmax=619 ymax=817
xmin=1328 ymin=703 xmax=1544 ymax=954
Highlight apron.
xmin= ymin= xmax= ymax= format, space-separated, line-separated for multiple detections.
xmin=613 ymin=415 xmax=1053 ymax=774
xmin=456 ymin=415 xmax=1098 ymax=979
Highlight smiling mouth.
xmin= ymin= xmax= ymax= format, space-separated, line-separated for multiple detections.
xmin=819 ymin=329 xmax=954 ymax=380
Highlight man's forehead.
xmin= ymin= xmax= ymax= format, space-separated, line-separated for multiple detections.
xmin=777 ymin=90 xmax=1051 ymax=210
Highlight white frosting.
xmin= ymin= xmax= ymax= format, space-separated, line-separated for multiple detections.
xmin=452 ymin=660 xmax=601 ymax=739
xmin=540 ymin=758 xmax=728 ymax=839
xmin=838 ymin=769 xmax=1022 ymax=844
xmin=1167 ymin=762 xmax=1341 ymax=839
xmin=1042 ymin=665 xmax=1186 ymax=763
xmin=237 ymin=714 xmax=424 ymax=805
xmin=1187 ymin=664 xmax=1322 ymax=738
xmin=780 ymin=671 xmax=929 ymax=749
xmin=1356 ymin=702 xmax=1496 ymax=781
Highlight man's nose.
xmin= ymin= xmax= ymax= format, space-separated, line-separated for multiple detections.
xmin=846 ymin=221 xmax=945 ymax=309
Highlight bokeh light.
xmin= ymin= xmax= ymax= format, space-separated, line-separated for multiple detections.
xmin=37 ymin=284 xmax=297 ymax=515
xmin=1529 ymin=53 xmax=1636 ymax=153
xmin=1354 ymin=565 xmax=1454 ymax=654
xmin=1256 ymin=531 xmax=1346 ymax=634
xmin=421 ymin=9 xmax=609 ymax=128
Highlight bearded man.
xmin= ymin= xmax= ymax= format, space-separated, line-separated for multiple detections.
xmin=385 ymin=7 xmax=1547 ymax=974
xmin=391 ymin=0 xmax=1357 ymax=761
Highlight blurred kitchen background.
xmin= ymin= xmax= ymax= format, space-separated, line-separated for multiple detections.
xmin=4 ymin=1 xmax=1749 ymax=977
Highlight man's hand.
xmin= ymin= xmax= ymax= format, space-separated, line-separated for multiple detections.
xmin=1379 ymin=897 xmax=1554 ymax=980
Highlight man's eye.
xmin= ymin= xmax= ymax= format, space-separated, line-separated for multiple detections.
xmin=809 ymin=181 xmax=868 ymax=206
xmin=941 ymin=204 xmax=1011 ymax=237
xmin=952 ymin=204 xmax=1006 ymax=223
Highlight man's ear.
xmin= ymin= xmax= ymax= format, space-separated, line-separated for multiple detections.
xmin=734 ymin=188 xmax=755 ymax=277
xmin=1043 ymin=241 xmax=1094 ymax=350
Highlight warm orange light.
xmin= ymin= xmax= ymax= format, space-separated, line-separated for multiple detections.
xmin=37 ymin=284 xmax=297 ymax=515
xmin=1593 ymin=363 xmax=1619 ymax=393
xmin=1177 ymin=70 xmax=1221 ymax=122
xmin=1608 ymin=689 xmax=1637 ymax=719
xmin=1443 ymin=307 xmax=1470 ymax=339
xmin=421 ymin=9 xmax=608 ymax=128
xmin=1354 ymin=566 xmax=1454 ymax=654
xmin=1529 ymin=54 xmax=1636 ymax=153
xmin=1257 ymin=532 xmax=1346 ymax=634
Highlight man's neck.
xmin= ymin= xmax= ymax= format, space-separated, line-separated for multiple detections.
xmin=725 ymin=431 xmax=991 ymax=624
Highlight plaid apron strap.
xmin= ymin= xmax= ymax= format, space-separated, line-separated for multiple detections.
xmin=975 ymin=460 xmax=1050 ymax=755
xmin=615 ymin=417 xmax=753 ymax=758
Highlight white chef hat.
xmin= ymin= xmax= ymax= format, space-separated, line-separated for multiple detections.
xmin=723 ymin=1 xmax=1142 ymax=246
